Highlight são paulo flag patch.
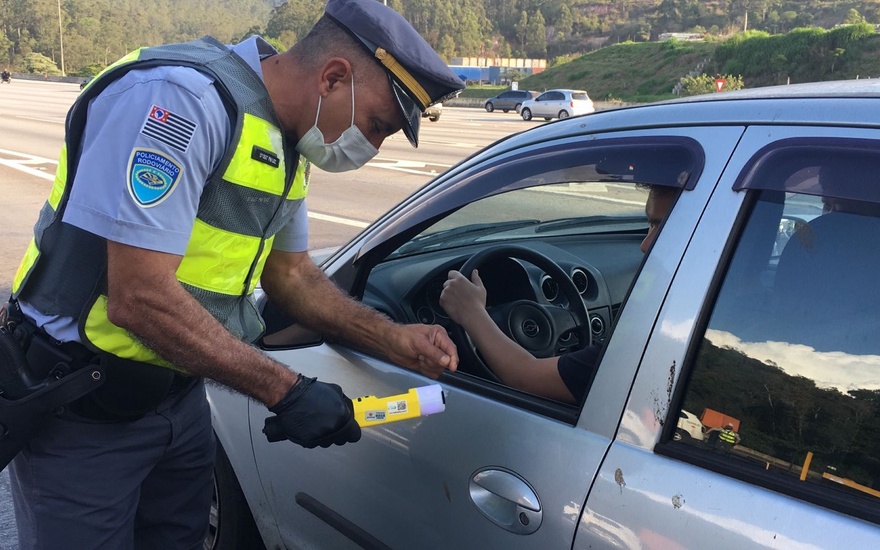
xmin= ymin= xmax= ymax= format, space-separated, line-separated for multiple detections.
xmin=141 ymin=105 xmax=197 ymax=152
xmin=127 ymin=148 xmax=183 ymax=207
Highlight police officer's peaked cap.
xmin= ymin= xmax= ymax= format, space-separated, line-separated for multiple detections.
xmin=325 ymin=0 xmax=464 ymax=147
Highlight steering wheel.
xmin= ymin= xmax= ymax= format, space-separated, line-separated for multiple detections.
xmin=449 ymin=245 xmax=592 ymax=382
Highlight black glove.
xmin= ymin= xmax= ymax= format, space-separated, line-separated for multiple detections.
xmin=263 ymin=376 xmax=361 ymax=449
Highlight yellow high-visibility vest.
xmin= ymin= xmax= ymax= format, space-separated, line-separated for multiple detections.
xmin=13 ymin=37 xmax=308 ymax=371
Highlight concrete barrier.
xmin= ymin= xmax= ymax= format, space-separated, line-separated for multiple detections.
xmin=9 ymin=72 xmax=86 ymax=84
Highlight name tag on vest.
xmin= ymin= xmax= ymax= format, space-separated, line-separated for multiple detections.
xmin=251 ymin=145 xmax=280 ymax=168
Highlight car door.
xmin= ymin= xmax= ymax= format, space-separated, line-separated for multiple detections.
xmin=578 ymin=125 xmax=880 ymax=548
xmin=531 ymin=91 xmax=555 ymax=117
xmin=498 ymin=91 xmax=515 ymax=110
xmin=248 ymin=126 xmax=746 ymax=550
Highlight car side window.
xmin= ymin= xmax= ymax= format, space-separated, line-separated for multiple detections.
xmin=362 ymin=138 xmax=702 ymax=419
xmin=671 ymin=139 xmax=880 ymax=522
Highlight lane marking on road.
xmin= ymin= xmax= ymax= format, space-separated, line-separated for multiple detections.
xmin=0 ymin=148 xmax=58 ymax=164
xmin=0 ymin=148 xmax=378 ymax=229
xmin=14 ymin=115 xmax=65 ymax=124
xmin=0 ymin=148 xmax=56 ymax=181
xmin=366 ymin=157 xmax=450 ymax=176
xmin=308 ymin=212 xmax=370 ymax=228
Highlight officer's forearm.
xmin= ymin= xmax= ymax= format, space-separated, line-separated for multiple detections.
xmin=262 ymin=251 xmax=398 ymax=359
xmin=106 ymin=243 xmax=297 ymax=407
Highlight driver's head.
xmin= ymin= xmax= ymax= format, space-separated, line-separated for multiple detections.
xmin=640 ymin=186 xmax=678 ymax=254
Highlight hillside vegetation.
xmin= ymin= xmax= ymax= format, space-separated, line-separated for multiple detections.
xmin=517 ymin=23 xmax=880 ymax=102
xmin=520 ymin=40 xmax=716 ymax=102
xmin=4 ymin=0 xmax=880 ymax=76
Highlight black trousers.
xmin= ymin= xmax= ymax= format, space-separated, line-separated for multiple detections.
xmin=9 ymin=380 xmax=215 ymax=550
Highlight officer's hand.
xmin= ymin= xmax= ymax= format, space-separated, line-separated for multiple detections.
xmin=386 ymin=324 xmax=458 ymax=379
xmin=264 ymin=376 xmax=361 ymax=448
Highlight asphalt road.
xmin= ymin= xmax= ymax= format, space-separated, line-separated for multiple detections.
xmin=0 ymin=79 xmax=538 ymax=547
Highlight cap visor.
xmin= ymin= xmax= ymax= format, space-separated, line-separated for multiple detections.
xmin=389 ymin=77 xmax=421 ymax=147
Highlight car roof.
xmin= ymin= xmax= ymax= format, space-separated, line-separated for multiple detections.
xmin=457 ymin=79 xmax=880 ymax=174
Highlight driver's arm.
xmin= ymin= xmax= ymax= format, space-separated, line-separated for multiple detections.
xmin=441 ymin=270 xmax=575 ymax=403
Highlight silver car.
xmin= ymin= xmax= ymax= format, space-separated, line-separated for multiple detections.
xmin=483 ymin=89 xmax=539 ymax=113
xmin=520 ymin=88 xmax=595 ymax=121
xmin=208 ymin=80 xmax=880 ymax=550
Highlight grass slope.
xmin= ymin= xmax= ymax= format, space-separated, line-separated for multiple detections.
xmin=520 ymin=41 xmax=718 ymax=103
xmin=497 ymin=33 xmax=880 ymax=103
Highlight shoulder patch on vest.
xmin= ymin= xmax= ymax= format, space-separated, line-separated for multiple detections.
xmin=127 ymin=149 xmax=183 ymax=207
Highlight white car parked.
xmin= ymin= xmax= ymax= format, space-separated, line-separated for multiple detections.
xmin=520 ymin=89 xmax=594 ymax=121
xmin=675 ymin=410 xmax=705 ymax=441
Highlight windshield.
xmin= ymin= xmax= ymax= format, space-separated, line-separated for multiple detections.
xmin=391 ymin=182 xmax=650 ymax=257
xmin=363 ymin=138 xmax=701 ymax=261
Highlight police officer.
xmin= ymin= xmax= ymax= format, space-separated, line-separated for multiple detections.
xmin=6 ymin=0 xmax=462 ymax=548
xmin=718 ymin=423 xmax=741 ymax=447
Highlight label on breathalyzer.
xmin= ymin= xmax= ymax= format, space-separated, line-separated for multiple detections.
xmin=387 ymin=400 xmax=408 ymax=415
xmin=364 ymin=410 xmax=386 ymax=422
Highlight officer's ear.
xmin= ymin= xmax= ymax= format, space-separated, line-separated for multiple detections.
xmin=318 ymin=57 xmax=352 ymax=97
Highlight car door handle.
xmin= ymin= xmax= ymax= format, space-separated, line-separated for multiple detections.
xmin=469 ymin=468 xmax=542 ymax=535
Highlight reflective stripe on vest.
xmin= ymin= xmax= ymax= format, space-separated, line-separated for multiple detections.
xmin=13 ymin=38 xmax=307 ymax=370
xmin=719 ymin=429 xmax=737 ymax=444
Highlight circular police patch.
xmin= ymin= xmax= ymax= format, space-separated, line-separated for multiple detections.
xmin=127 ymin=149 xmax=183 ymax=207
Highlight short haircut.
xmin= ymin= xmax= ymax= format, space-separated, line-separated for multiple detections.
xmin=290 ymin=15 xmax=384 ymax=87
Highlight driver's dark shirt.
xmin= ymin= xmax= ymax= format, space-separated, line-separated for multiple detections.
xmin=557 ymin=345 xmax=602 ymax=401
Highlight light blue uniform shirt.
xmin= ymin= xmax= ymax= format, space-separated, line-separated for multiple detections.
xmin=23 ymin=36 xmax=309 ymax=341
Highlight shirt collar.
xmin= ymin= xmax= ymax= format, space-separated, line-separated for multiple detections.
xmin=228 ymin=36 xmax=279 ymax=82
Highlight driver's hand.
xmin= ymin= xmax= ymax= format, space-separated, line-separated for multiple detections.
xmin=441 ymin=270 xmax=487 ymax=326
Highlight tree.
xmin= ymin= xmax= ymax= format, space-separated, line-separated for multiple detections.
xmin=515 ymin=11 xmax=528 ymax=57
xmin=556 ymin=4 xmax=573 ymax=39
xmin=526 ymin=10 xmax=547 ymax=58
xmin=0 ymin=29 xmax=12 ymax=66
xmin=23 ymin=51 xmax=59 ymax=74
xmin=843 ymin=9 xmax=867 ymax=26
xmin=265 ymin=0 xmax=323 ymax=44
xmin=438 ymin=34 xmax=455 ymax=62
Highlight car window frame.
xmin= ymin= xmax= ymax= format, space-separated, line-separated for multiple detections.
xmin=357 ymin=136 xmax=704 ymax=264
xmin=348 ymin=136 xmax=705 ymax=422
xmin=655 ymin=137 xmax=880 ymax=525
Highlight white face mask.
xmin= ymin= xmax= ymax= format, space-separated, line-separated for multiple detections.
xmin=295 ymin=79 xmax=379 ymax=173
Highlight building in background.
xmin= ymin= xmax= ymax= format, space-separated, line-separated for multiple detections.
xmin=449 ymin=57 xmax=546 ymax=85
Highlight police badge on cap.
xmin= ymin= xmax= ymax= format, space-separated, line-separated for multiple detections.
xmin=324 ymin=0 xmax=464 ymax=147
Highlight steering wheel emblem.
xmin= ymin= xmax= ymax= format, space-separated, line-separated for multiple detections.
xmin=522 ymin=319 xmax=540 ymax=338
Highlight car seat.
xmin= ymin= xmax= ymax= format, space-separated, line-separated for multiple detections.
xmin=772 ymin=207 xmax=880 ymax=355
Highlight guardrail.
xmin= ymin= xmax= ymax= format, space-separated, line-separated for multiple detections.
xmin=7 ymin=73 xmax=86 ymax=84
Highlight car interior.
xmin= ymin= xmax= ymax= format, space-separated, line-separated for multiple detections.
xmin=258 ymin=138 xmax=702 ymax=419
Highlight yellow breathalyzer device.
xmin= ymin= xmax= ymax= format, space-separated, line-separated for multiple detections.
xmin=353 ymin=385 xmax=445 ymax=427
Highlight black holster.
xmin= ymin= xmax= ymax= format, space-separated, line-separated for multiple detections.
xmin=0 ymin=326 xmax=104 ymax=470
xmin=70 ymin=353 xmax=184 ymax=422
